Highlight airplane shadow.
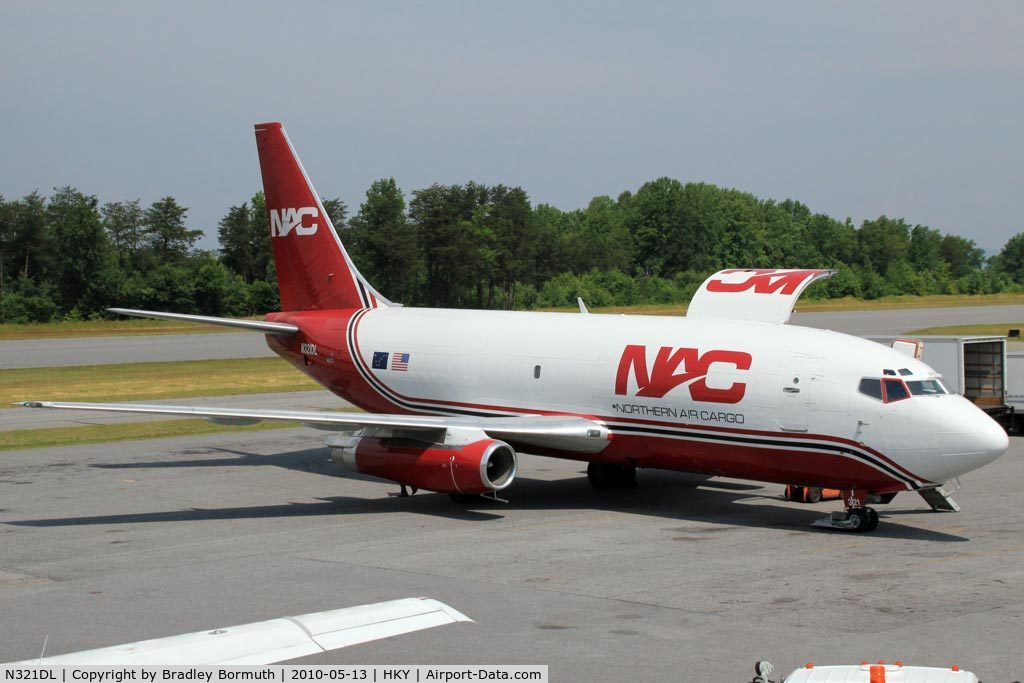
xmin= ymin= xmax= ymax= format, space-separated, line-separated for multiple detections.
xmin=7 ymin=445 xmax=968 ymax=542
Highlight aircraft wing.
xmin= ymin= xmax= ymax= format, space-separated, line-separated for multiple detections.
xmin=7 ymin=598 xmax=471 ymax=665
xmin=17 ymin=401 xmax=611 ymax=454
xmin=686 ymin=268 xmax=835 ymax=324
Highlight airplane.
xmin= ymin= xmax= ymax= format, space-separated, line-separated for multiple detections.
xmin=18 ymin=122 xmax=1009 ymax=532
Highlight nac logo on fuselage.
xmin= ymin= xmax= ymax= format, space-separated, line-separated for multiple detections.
xmin=270 ymin=207 xmax=319 ymax=237
xmin=615 ymin=345 xmax=752 ymax=403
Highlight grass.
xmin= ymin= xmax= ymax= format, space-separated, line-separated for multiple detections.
xmin=545 ymin=292 xmax=1024 ymax=316
xmin=905 ymin=323 xmax=1024 ymax=337
xmin=1 ymin=357 xmax=320 ymax=407
xmin=0 ymin=418 xmax=297 ymax=451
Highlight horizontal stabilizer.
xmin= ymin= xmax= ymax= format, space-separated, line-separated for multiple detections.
xmin=108 ymin=308 xmax=299 ymax=334
xmin=686 ymin=269 xmax=835 ymax=324
xmin=7 ymin=597 xmax=471 ymax=665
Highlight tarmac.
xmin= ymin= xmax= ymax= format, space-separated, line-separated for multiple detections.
xmin=4 ymin=305 xmax=1024 ymax=369
xmin=0 ymin=429 xmax=1022 ymax=679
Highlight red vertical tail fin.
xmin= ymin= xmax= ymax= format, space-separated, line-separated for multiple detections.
xmin=254 ymin=122 xmax=389 ymax=311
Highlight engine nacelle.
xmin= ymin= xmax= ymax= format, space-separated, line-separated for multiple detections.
xmin=328 ymin=436 xmax=518 ymax=495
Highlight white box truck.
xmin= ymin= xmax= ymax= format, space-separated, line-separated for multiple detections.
xmin=868 ymin=335 xmax=1014 ymax=431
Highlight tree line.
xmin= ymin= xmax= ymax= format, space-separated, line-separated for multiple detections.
xmin=2 ymin=178 xmax=1023 ymax=323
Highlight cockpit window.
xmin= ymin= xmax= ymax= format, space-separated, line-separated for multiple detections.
xmin=883 ymin=369 xmax=897 ymax=376
xmin=906 ymin=379 xmax=947 ymax=396
xmin=883 ymin=378 xmax=910 ymax=402
xmin=859 ymin=378 xmax=883 ymax=400
xmin=898 ymin=368 xmax=912 ymax=376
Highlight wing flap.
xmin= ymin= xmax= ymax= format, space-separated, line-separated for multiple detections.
xmin=686 ymin=269 xmax=835 ymax=324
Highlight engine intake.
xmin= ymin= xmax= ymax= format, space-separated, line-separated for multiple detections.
xmin=329 ymin=436 xmax=517 ymax=495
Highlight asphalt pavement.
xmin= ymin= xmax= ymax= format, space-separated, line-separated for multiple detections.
xmin=0 ymin=429 xmax=1021 ymax=679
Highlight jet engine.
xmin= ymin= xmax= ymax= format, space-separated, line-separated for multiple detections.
xmin=328 ymin=436 xmax=518 ymax=495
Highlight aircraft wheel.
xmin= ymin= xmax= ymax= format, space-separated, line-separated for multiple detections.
xmin=587 ymin=462 xmax=636 ymax=489
xmin=865 ymin=507 xmax=880 ymax=531
xmin=845 ymin=508 xmax=867 ymax=532
xmin=806 ymin=487 xmax=823 ymax=504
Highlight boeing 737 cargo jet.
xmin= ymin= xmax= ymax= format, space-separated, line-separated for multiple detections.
xmin=19 ymin=122 xmax=1009 ymax=532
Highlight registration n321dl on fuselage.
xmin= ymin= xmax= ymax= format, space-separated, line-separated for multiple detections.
xmin=19 ymin=122 xmax=1008 ymax=533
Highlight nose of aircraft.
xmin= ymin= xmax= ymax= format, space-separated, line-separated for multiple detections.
xmin=936 ymin=396 xmax=1009 ymax=478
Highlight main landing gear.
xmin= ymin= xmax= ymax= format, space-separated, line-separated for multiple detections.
xmin=587 ymin=462 xmax=637 ymax=489
xmin=811 ymin=488 xmax=880 ymax=532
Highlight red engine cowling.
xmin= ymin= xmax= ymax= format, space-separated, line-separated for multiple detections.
xmin=330 ymin=437 xmax=518 ymax=495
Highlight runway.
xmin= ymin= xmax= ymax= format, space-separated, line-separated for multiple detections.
xmin=4 ymin=305 xmax=1024 ymax=369
xmin=1 ymin=429 xmax=1021 ymax=679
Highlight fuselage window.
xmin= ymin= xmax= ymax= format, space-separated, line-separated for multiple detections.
xmin=906 ymin=379 xmax=947 ymax=396
xmin=858 ymin=378 xmax=883 ymax=400
xmin=883 ymin=378 xmax=910 ymax=402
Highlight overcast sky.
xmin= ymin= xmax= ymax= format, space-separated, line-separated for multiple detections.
xmin=1 ymin=2 xmax=1021 ymax=253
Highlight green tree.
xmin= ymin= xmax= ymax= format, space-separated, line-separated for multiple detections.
xmin=994 ymin=233 xmax=1024 ymax=283
xmin=46 ymin=186 xmax=119 ymax=314
xmin=858 ymin=216 xmax=910 ymax=275
xmin=349 ymin=179 xmax=421 ymax=304
xmin=218 ymin=202 xmax=267 ymax=284
xmin=940 ymin=234 xmax=985 ymax=278
xmin=144 ymin=197 xmax=202 ymax=260
xmin=102 ymin=199 xmax=144 ymax=270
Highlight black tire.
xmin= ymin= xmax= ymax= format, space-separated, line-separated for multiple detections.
xmin=588 ymin=462 xmax=636 ymax=489
xmin=845 ymin=508 xmax=866 ymax=531
xmin=587 ymin=462 xmax=613 ymax=489
xmin=806 ymin=487 xmax=823 ymax=504
xmin=865 ymin=507 xmax=880 ymax=531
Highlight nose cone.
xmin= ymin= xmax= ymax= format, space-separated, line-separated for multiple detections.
xmin=937 ymin=397 xmax=1009 ymax=478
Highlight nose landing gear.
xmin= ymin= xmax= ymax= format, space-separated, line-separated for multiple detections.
xmin=810 ymin=488 xmax=880 ymax=532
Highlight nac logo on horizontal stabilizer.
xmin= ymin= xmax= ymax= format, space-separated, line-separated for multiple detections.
xmin=615 ymin=345 xmax=752 ymax=403
xmin=706 ymin=269 xmax=819 ymax=295
xmin=270 ymin=207 xmax=319 ymax=237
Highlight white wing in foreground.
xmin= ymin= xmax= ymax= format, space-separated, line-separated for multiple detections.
xmin=17 ymin=401 xmax=610 ymax=454
xmin=8 ymin=598 xmax=471 ymax=665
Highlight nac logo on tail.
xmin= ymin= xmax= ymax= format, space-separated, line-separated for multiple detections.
xmin=615 ymin=345 xmax=752 ymax=403
xmin=270 ymin=207 xmax=319 ymax=237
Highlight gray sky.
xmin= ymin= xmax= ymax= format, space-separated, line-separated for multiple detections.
xmin=1 ymin=1 xmax=1021 ymax=253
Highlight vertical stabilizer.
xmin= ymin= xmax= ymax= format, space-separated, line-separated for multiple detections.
xmin=254 ymin=122 xmax=390 ymax=311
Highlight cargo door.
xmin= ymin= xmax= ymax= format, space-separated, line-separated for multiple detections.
xmin=963 ymin=340 xmax=1004 ymax=407
xmin=779 ymin=355 xmax=823 ymax=432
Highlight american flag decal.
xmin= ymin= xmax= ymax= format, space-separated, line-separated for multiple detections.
xmin=391 ymin=352 xmax=410 ymax=372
